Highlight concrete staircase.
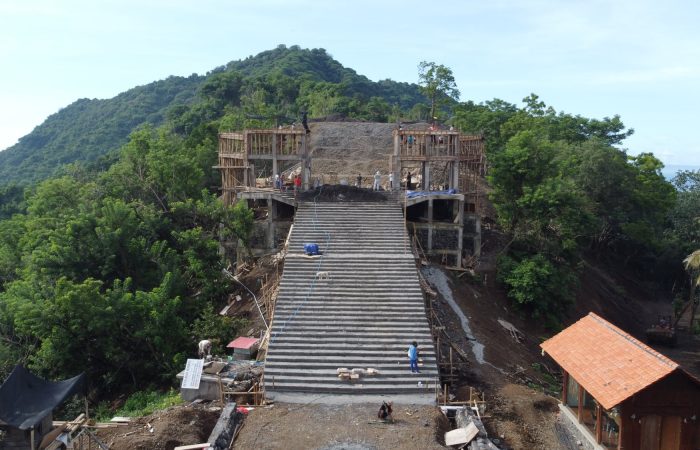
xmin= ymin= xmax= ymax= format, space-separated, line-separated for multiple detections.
xmin=264 ymin=201 xmax=438 ymax=403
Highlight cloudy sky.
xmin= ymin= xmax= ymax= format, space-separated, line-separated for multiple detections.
xmin=1 ymin=0 xmax=699 ymax=166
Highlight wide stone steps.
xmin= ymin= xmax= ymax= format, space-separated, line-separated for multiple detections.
xmin=269 ymin=328 xmax=433 ymax=337
xmin=264 ymin=382 xmax=437 ymax=395
xmin=264 ymin=201 xmax=437 ymax=403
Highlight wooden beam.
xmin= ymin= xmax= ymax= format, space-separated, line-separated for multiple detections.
xmin=561 ymin=370 xmax=569 ymax=405
xmin=577 ymin=386 xmax=584 ymax=423
xmin=595 ymin=405 xmax=603 ymax=443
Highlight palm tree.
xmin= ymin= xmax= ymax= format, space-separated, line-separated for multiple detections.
xmin=682 ymin=250 xmax=700 ymax=329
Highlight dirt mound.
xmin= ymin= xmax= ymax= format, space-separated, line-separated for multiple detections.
xmin=308 ymin=122 xmax=395 ymax=181
xmin=299 ymin=185 xmax=388 ymax=202
xmin=97 ymin=404 xmax=220 ymax=450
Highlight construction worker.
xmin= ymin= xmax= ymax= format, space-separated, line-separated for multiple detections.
xmin=373 ymin=171 xmax=381 ymax=191
xmin=408 ymin=341 xmax=419 ymax=373
xmin=198 ymin=339 xmax=212 ymax=359
xmin=378 ymin=401 xmax=393 ymax=422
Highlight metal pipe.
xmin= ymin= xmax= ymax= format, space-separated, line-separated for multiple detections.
xmin=224 ymin=269 xmax=269 ymax=331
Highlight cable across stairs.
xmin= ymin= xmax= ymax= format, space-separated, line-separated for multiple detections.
xmin=264 ymin=201 xmax=438 ymax=403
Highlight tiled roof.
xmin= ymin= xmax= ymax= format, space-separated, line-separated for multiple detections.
xmin=540 ymin=312 xmax=679 ymax=410
xmin=226 ymin=337 xmax=259 ymax=350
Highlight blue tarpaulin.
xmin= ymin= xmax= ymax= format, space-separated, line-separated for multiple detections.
xmin=304 ymin=243 xmax=320 ymax=255
xmin=405 ymin=189 xmax=457 ymax=199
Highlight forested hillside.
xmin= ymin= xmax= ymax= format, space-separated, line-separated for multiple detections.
xmin=0 ymin=45 xmax=425 ymax=185
xmin=0 ymin=75 xmax=203 ymax=184
xmin=0 ymin=45 xmax=697 ymax=409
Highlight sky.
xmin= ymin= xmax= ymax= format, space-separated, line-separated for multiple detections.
xmin=1 ymin=0 xmax=699 ymax=166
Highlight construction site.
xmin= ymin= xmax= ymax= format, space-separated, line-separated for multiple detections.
xmin=4 ymin=121 xmax=700 ymax=450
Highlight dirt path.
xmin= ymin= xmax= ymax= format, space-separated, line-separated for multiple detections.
xmin=233 ymin=403 xmax=448 ymax=450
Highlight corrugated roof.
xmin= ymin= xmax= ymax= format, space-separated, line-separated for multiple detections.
xmin=541 ymin=312 xmax=679 ymax=410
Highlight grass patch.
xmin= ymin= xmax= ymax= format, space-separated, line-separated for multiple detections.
xmin=94 ymin=389 xmax=182 ymax=421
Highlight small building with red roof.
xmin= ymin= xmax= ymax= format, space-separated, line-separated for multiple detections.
xmin=541 ymin=312 xmax=700 ymax=450
xmin=227 ymin=336 xmax=260 ymax=360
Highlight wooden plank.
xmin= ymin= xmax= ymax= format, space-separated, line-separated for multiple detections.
xmin=640 ymin=414 xmax=661 ymax=450
xmin=659 ymin=416 xmax=681 ymax=450
xmin=444 ymin=422 xmax=479 ymax=446
xmin=39 ymin=424 xmax=66 ymax=449
xmin=173 ymin=444 xmax=211 ymax=450
xmin=110 ymin=416 xmax=132 ymax=423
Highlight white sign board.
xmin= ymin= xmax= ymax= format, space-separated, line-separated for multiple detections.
xmin=181 ymin=359 xmax=204 ymax=389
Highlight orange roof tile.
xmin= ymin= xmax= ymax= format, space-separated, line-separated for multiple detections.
xmin=541 ymin=312 xmax=678 ymax=410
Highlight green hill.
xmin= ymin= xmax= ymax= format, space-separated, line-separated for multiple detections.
xmin=0 ymin=75 xmax=202 ymax=184
xmin=0 ymin=45 xmax=425 ymax=184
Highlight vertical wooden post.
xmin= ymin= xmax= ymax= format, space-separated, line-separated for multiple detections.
xmin=561 ymin=370 xmax=569 ymax=405
xmin=595 ymin=405 xmax=603 ymax=443
xmin=450 ymin=347 xmax=453 ymax=379
xmin=437 ymin=335 xmax=440 ymax=361
xmin=577 ymin=386 xmax=584 ymax=424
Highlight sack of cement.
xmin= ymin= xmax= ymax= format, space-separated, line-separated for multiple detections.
xmin=366 ymin=368 xmax=379 ymax=376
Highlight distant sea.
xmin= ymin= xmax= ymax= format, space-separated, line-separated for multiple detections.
xmin=661 ymin=164 xmax=700 ymax=181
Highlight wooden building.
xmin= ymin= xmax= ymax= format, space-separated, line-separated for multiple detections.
xmin=541 ymin=313 xmax=700 ymax=450
xmin=391 ymin=129 xmax=485 ymax=266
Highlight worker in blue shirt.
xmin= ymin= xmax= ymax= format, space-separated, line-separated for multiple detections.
xmin=408 ymin=341 xmax=419 ymax=373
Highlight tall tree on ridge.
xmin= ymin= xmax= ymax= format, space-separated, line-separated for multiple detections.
xmin=418 ymin=61 xmax=460 ymax=122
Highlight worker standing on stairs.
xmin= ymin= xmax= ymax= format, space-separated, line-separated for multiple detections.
xmin=373 ymin=171 xmax=381 ymax=191
xmin=408 ymin=341 xmax=419 ymax=373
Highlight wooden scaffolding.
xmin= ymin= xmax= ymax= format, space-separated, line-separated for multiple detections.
xmin=216 ymin=129 xmax=310 ymax=205
xmin=391 ymin=129 xmax=484 ymax=199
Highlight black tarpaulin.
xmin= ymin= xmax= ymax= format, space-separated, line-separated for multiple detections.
xmin=0 ymin=365 xmax=85 ymax=430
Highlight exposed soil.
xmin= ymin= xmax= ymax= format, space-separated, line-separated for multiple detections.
xmin=299 ymin=185 xmax=388 ymax=202
xmin=96 ymin=404 xmax=220 ymax=450
xmin=233 ymin=403 xmax=448 ymax=450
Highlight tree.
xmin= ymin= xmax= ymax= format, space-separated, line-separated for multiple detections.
xmin=683 ymin=250 xmax=700 ymax=329
xmin=417 ymin=61 xmax=460 ymax=121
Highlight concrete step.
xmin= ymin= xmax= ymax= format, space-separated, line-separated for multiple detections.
xmin=264 ymin=382 xmax=437 ymax=395
xmin=264 ymin=199 xmax=437 ymax=402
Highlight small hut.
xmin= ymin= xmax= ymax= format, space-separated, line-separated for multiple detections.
xmin=541 ymin=312 xmax=700 ymax=450
xmin=0 ymin=366 xmax=84 ymax=450
xmin=227 ymin=337 xmax=260 ymax=360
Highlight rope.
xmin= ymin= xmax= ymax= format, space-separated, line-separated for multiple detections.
xmin=271 ymin=186 xmax=331 ymax=342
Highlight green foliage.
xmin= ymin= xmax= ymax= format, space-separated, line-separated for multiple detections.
xmin=190 ymin=304 xmax=249 ymax=355
xmin=104 ymin=389 xmax=183 ymax=420
xmin=473 ymin=93 xmax=677 ymax=320
xmin=0 ymin=184 xmax=25 ymax=220
xmin=0 ymin=124 xmax=242 ymax=393
xmin=417 ymin=61 xmax=460 ymax=121
xmin=497 ymin=253 xmax=577 ymax=327
xmin=0 ymin=75 xmax=203 ymax=184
